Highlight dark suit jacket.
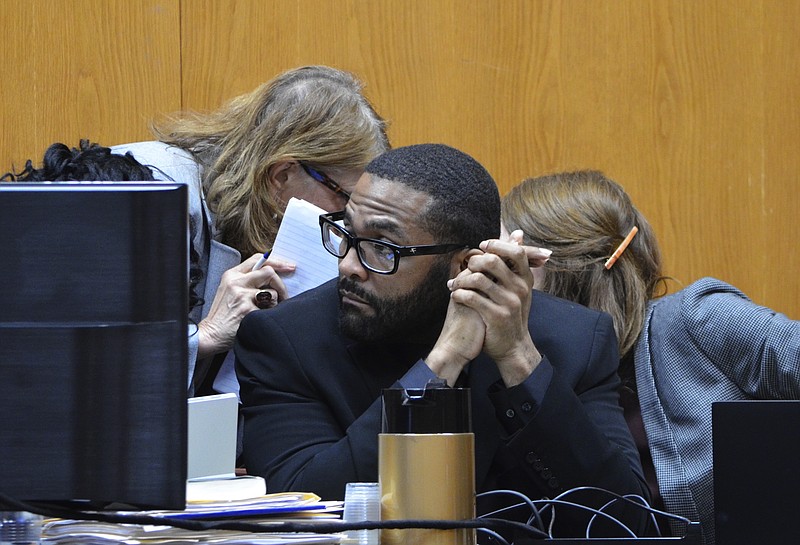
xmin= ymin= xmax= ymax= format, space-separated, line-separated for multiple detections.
xmin=236 ymin=280 xmax=648 ymax=533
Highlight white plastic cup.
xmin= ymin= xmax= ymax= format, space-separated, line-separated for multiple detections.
xmin=342 ymin=482 xmax=380 ymax=545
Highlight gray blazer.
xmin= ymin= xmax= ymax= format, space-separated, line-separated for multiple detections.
xmin=635 ymin=277 xmax=800 ymax=544
xmin=111 ymin=141 xmax=241 ymax=392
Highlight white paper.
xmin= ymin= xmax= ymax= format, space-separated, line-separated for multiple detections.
xmin=269 ymin=198 xmax=340 ymax=298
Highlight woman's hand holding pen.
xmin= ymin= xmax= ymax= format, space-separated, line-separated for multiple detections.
xmin=197 ymin=253 xmax=295 ymax=359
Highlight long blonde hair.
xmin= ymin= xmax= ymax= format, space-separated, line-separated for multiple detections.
xmin=501 ymin=170 xmax=664 ymax=366
xmin=153 ymin=66 xmax=389 ymax=256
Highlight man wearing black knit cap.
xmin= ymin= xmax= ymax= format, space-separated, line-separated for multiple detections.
xmin=236 ymin=143 xmax=650 ymax=537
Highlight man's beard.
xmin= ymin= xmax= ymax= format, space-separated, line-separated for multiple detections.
xmin=337 ymin=258 xmax=453 ymax=344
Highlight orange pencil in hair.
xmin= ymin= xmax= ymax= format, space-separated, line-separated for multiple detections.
xmin=604 ymin=226 xmax=638 ymax=270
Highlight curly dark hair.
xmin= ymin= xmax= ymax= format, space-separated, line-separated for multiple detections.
xmin=2 ymin=140 xmax=158 ymax=181
xmin=364 ymin=143 xmax=500 ymax=247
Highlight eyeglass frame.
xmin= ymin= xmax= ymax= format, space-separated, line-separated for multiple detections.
xmin=299 ymin=162 xmax=352 ymax=199
xmin=319 ymin=211 xmax=470 ymax=275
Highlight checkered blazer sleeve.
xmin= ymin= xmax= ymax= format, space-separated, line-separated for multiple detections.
xmin=679 ymin=277 xmax=800 ymax=398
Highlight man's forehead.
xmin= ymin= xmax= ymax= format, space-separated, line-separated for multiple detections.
xmin=350 ymin=173 xmax=432 ymax=216
xmin=347 ymin=174 xmax=433 ymax=228
xmin=351 ymin=172 xmax=409 ymax=199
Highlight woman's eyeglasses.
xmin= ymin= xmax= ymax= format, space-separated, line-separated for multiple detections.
xmin=300 ymin=163 xmax=351 ymax=200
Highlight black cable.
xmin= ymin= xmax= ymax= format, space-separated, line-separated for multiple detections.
xmin=542 ymin=499 xmax=636 ymax=538
xmin=477 ymin=527 xmax=512 ymax=545
xmin=4 ymin=485 xmax=696 ymax=540
xmin=478 ymin=486 xmax=695 ymax=540
xmin=547 ymin=486 xmax=693 ymax=526
xmin=2 ymin=490 xmax=548 ymax=539
xmin=591 ymin=494 xmax=660 ymax=537
xmin=477 ymin=488 xmax=545 ymax=532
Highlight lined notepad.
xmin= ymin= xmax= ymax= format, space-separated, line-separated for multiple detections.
xmin=269 ymin=198 xmax=340 ymax=298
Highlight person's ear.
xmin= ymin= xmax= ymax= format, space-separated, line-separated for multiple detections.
xmin=451 ymin=248 xmax=482 ymax=277
xmin=266 ymin=160 xmax=295 ymax=192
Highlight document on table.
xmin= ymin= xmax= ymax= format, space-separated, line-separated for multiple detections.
xmin=42 ymin=491 xmax=344 ymax=544
xmin=269 ymin=198 xmax=339 ymax=298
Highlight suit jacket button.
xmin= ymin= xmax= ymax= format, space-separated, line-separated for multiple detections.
xmin=547 ymin=477 xmax=560 ymax=489
xmin=521 ymin=401 xmax=533 ymax=412
xmin=525 ymin=452 xmax=537 ymax=464
xmin=505 ymin=408 xmax=515 ymax=418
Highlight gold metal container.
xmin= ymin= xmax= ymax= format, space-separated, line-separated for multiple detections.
xmin=378 ymin=387 xmax=476 ymax=545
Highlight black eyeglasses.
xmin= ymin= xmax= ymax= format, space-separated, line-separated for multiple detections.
xmin=319 ymin=211 xmax=469 ymax=275
xmin=300 ymin=162 xmax=351 ymax=199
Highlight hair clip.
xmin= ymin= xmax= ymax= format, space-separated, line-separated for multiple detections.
xmin=604 ymin=226 xmax=638 ymax=270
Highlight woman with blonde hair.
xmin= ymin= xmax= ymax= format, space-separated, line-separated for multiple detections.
xmin=501 ymin=170 xmax=800 ymax=545
xmin=111 ymin=65 xmax=390 ymax=395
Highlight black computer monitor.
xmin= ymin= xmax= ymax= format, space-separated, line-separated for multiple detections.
xmin=0 ymin=182 xmax=188 ymax=510
xmin=713 ymin=400 xmax=800 ymax=545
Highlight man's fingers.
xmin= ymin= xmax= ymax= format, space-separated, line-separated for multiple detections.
xmin=480 ymin=232 xmax=552 ymax=269
xmin=524 ymin=246 xmax=552 ymax=268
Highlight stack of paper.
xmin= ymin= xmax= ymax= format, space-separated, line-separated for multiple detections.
xmin=42 ymin=520 xmax=340 ymax=545
xmin=152 ymin=492 xmax=342 ymax=520
xmin=187 ymin=475 xmax=268 ymax=503
xmin=41 ymin=491 xmax=344 ymax=545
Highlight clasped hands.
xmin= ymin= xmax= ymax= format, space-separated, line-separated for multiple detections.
xmin=426 ymin=231 xmax=550 ymax=387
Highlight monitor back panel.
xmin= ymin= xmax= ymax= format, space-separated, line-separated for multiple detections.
xmin=0 ymin=182 xmax=188 ymax=510
xmin=713 ymin=400 xmax=800 ymax=545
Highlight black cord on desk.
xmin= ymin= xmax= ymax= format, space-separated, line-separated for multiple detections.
xmin=1 ymin=489 xmax=548 ymax=539
xmin=2 ymin=486 xmax=697 ymax=542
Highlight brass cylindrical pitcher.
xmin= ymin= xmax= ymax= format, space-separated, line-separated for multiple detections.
xmin=379 ymin=385 xmax=475 ymax=545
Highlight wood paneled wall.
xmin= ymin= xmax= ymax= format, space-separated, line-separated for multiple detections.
xmin=2 ymin=0 xmax=797 ymax=318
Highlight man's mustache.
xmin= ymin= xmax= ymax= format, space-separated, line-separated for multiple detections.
xmin=337 ymin=276 xmax=379 ymax=307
